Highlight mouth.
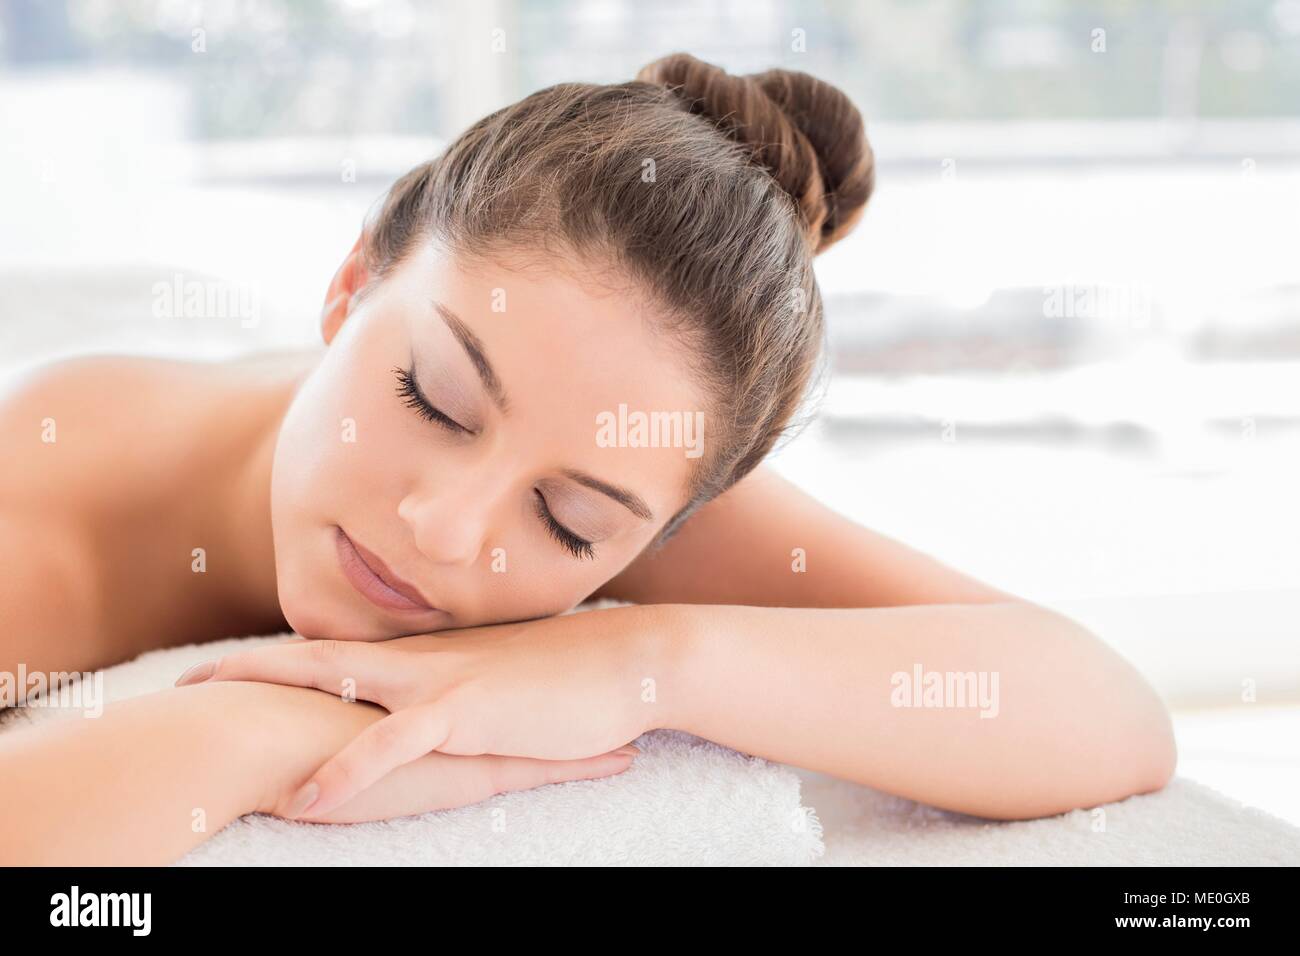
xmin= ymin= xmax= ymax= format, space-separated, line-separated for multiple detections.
xmin=334 ymin=525 xmax=440 ymax=614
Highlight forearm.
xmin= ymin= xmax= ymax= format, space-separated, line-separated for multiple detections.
xmin=0 ymin=680 xmax=385 ymax=865
xmin=658 ymin=601 xmax=1177 ymax=819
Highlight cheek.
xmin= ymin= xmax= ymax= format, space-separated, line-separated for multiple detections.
xmin=274 ymin=358 xmax=408 ymax=513
xmin=493 ymin=529 xmax=646 ymax=622
xmin=277 ymin=300 xmax=418 ymax=502
xmin=475 ymin=567 xmax=600 ymax=627
xmin=460 ymin=497 xmax=618 ymax=624
xmin=268 ymin=365 xmax=420 ymax=641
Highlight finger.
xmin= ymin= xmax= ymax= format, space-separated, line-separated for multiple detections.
xmin=487 ymin=748 xmax=639 ymax=795
xmin=307 ymin=749 xmax=638 ymax=825
xmin=289 ymin=703 xmax=454 ymax=819
xmin=175 ymin=639 xmax=402 ymax=707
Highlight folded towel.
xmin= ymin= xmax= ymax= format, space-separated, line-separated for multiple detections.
xmin=1 ymin=630 xmax=824 ymax=866
xmin=798 ymin=768 xmax=1300 ymax=866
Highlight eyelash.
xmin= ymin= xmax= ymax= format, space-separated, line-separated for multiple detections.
xmin=533 ymin=490 xmax=596 ymax=561
xmin=392 ymin=365 xmax=597 ymax=562
xmin=393 ymin=365 xmax=470 ymax=434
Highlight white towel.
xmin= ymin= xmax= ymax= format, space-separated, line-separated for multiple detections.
xmin=798 ymin=768 xmax=1300 ymax=866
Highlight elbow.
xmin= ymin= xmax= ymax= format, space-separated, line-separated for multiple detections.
xmin=988 ymin=722 xmax=1177 ymax=822
xmin=1048 ymin=605 xmax=1179 ymax=807
xmin=1098 ymin=644 xmax=1180 ymax=804
xmin=1061 ymin=680 xmax=1179 ymax=815
xmin=1052 ymin=691 xmax=1179 ymax=818
xmin=1003 ymin=675 xmax=1179 ymax=820
xmin=1133 ymin=701 xmax=1178 ymax=796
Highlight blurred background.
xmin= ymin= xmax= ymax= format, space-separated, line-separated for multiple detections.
xmin=2 ymin=1 xmax=1297 ymax=822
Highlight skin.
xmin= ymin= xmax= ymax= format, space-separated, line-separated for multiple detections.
xmin=0 ymin=235 xmax=1177 ymax=863
xmin=272 ymin=236 xmax=703 ymax=641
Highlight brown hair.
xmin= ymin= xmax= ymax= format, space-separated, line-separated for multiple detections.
xmin=364 ymin=51 xmax=874 ymax=543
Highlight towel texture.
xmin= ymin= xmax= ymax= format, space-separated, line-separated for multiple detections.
xmin=797 ymin=768 xmax=1300 ymax=866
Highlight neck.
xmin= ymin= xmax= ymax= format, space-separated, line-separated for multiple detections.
xmin=198 ymin=361 xmax=312 ymax=636
xmin=222 ymin=409 xmax=286 ymax=631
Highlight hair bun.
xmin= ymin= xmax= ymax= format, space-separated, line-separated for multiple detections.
xmin=636 ymin=51 xmax=874 ymax=255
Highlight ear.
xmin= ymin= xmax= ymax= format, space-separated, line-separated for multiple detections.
xmin=321 ymin=233 xmax=371 ymax=344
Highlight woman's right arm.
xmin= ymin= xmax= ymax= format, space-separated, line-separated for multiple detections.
xmin=0 ymin=681 xmax=377 ymax=865
xmin=0 ymin=679 xmax=634 ymax=865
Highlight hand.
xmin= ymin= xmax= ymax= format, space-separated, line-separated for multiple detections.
xmin=177 ymin=603 xmax=682 ymax=820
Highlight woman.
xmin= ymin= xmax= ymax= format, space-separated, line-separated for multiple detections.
xmin=0 ymin=53 xmax=1175 ymax=865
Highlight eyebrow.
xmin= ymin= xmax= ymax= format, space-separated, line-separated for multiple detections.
xmin=433 ymin=300 xmax=510 ymax=414
xmin=562 ymin=468 xmax=654 ymax=522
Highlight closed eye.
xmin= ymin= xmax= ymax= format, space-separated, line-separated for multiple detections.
xmin=393 ymin=365 xmax=473 ymax=434
xmin=533 ymin=490 xmax=596 ymax=561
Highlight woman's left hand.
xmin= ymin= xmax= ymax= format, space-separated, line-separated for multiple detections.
xmin=174 ymin=603 xmax=682 ymax=820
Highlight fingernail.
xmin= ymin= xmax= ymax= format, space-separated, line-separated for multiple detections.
xmin=286 ymin=781 xmax=320 ymax=818
xmin=615 ymin=745 xmax=641 ymax=757
xmin=175 ymin=660 xmax=215 ymax=687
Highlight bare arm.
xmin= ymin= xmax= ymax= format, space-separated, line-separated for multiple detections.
xmin=592 ymin=467 xmax=1174 ymax=817
xmin=0 ymin=681 xmax=383 ymax=865
xmin=655 ymin=600 xmax=1176 ymax=819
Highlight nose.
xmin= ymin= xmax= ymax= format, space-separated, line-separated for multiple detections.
xmin=397 ymin=476 xmax=495 ymax=569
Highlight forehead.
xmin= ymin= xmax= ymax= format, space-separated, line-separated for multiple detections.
xmin=385 ymin=242 xmax=707 ymax=515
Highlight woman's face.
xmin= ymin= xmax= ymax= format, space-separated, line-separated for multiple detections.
xmin=270 ymin=239 xmax=705 ymax=640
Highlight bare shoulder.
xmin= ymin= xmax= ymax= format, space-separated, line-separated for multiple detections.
xmin=597 ymin=465 xmax=1019 ymax=609
xmin=0 ymin=355 xmax=207 ymax=502
xmin=0 ymin=350 xmax=318 ymax=504
xmin=0 ymin=351 xmax=317 ymax=673
xmin=0 ymin=356 xmax=202 ymax=646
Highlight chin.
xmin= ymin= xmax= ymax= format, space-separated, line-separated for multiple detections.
xmin=273 ymin=560 xmax=355 ymax=641
xmin=270 ymin=519 xmax=370 ymax=641
xmin=280 ymin=596 xmax=392 ymax=642
xmin=276 ymin=589 xmax=335 ymax=641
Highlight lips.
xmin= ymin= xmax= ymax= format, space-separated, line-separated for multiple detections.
xmin=334 ymin=526 xmax=439 ymax=614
